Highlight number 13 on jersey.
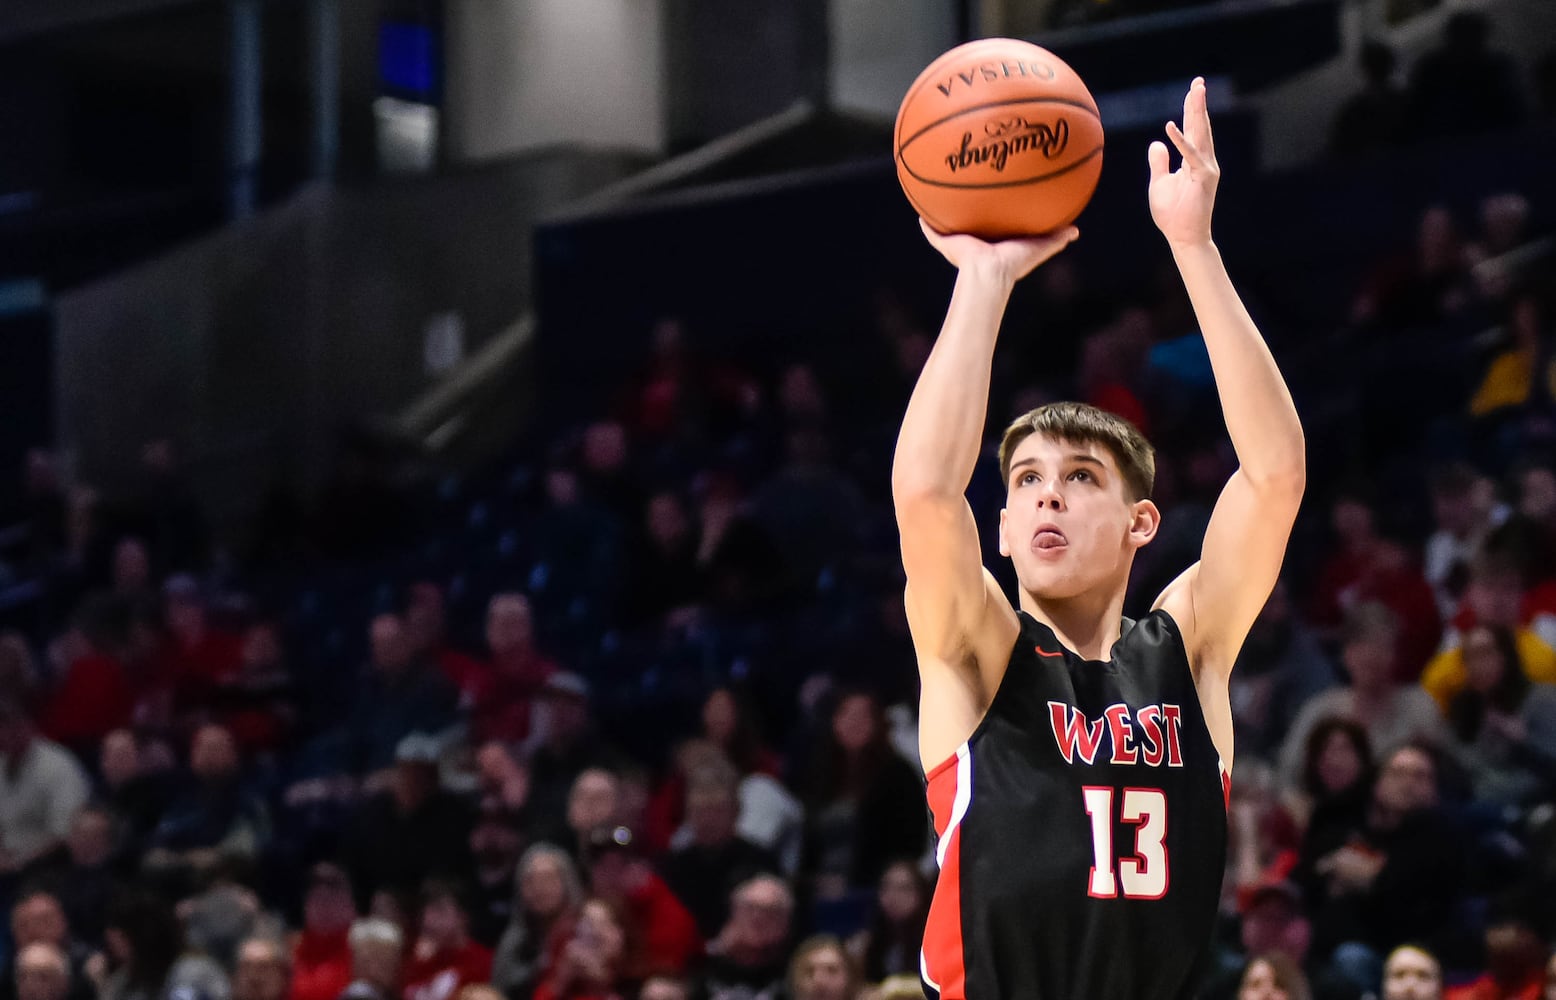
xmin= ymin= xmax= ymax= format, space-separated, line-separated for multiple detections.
xmin=1082 ymin=787 xmax=1168 ymax=899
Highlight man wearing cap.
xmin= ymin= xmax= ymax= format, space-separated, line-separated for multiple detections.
xmin=525 ymin=674 xmax=623 ymax=827
xmin=349 ymin=735 xmax=474 ymax=899
xmin=585 ymin=826 xmax=702 ymax=975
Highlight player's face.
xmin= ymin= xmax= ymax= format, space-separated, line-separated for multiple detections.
xmin=998 ymin=435 xmax=1157 ymax=601
xmin=1383 ymin=947 xmax=1442 ymax=1000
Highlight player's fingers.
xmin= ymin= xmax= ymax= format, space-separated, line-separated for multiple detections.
xmin=1148 ymin=140 xmax=1171 ymax=183
xmin=1189 ymin=76 xmax=1216 ymax=156
xmin=1165 ymin=122 xmax=1210 ymax=173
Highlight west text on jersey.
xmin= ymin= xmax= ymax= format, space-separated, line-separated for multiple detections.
xmin=1047 ymin=701 xmax=1185 ymax=767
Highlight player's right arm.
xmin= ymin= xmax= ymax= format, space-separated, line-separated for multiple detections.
xmin=893 ymin=219 xmax=1077 ymax=768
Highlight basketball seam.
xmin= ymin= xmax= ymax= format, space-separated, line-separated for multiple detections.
xmin=902 ymin=144 xmax=1104 ymax=190
xmin=896 ymin=163 xmax=955 ymax=234
xmin=898 ymin=96 xmax=1101 ymax=152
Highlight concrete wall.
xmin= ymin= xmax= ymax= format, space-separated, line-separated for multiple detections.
xmin=444 ymin=0 xmax=667 ymax=161
xmin=828 ymin=0 xmax=957 ymax=118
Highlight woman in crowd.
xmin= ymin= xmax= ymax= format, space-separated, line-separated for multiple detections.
xmin=491 ymin=845 xmax=585 ymax=1000
xmin=1445 ymin=624 xmax=1556 ymax=806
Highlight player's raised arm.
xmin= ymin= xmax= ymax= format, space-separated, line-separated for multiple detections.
xmin=1149 ymin=79 xmax=1306 ymax=678
xmin=892 ymin=223 xmax=1075 ymax=687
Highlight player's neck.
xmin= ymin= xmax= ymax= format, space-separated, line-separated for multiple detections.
xmin=1019 ymin=586 xmax=1127 ymax=662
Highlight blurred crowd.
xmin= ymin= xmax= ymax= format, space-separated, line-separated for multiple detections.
xmin=0 ymin=53 xmax=1555 ymax=1000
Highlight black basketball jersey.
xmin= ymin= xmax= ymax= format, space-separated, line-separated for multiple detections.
xmin=920 ymin=609 xmax=1228 ymax=1000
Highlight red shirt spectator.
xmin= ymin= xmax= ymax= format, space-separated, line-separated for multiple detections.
xmin=584 ymin=827 xmax=702 ymax=975
xmin=290 ymin=864 xmax=358 ymax=1000
xmin=470 ymin=594 xmax=557 ymax=744
xmin=41 ymin=641 xmax=132 ymax=752
xmin=402 ymin=885 xmax=493 ymax=1000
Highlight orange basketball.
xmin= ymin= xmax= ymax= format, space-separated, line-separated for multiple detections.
xmin=895 ymin=38 xmax=1104 ymax=240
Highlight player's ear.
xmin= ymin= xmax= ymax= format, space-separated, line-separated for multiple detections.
xmin=1128 ymin=499 xmax=1161 ymax=548
xmin=998 ymin=508 xmax=1011 ymax=557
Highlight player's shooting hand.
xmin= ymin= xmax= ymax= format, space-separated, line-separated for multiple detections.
xmin=919 ymin=218 xmax=1078 ymax=288
xmin=1148 ymin=77 xmax=1219 ymax=250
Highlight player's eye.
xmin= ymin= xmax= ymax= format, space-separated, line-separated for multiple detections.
xmin=1068 ymin=469 xmax=1093 ymax=483
xmin=1019 ymin=472 xmax=1038 ymax=486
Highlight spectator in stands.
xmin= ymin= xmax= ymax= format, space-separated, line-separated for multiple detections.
xmin=2 ymin=892 xmax=94 ymax=1000
xmin=1423 ymin=555 xmax=1556 ymax=710
xmin=96 ymin=729 xmax=173 ymax=859
xmin=340 ymin=918 xmax=403 ymax=1000
xmin=1238 ymin=954 xmax=1311 ymax=1000
xmin=699 ymin=689 xmax=780 ymax=781
xmin=145 ymin=723 xmax=269 ymax=886
xmin=289 ymin=864 xmax=357 ymax=1000
xmin=348 ymin=735 xmax=473 ymax=902
xmin=1446 ymin=921 xmax=1544 ymax=1000
xmin=233 ymin=938 xmax=291 ymax=1000
xmin=39 ymin=620 xmax=134 ymax=756
xmin=12 ymin=944 xmax=71 ymax=1000
xmin=209 ymin=623 xmax=296 ymax=756
xmin=582 ymin=827 xmax=700 ymax=976
xmin=34 ymin=805 xmax=119 ymax=950
xmin=0 ymin=699 xmax=90 ymax=874
xmin=1468 ymin=294 xmax=1550 ymax=422
xmin=346 ymin=614 xmax=459 ymax=776
xmin=786 ymin=937 xmax=854 ymax=1000
xmin=525 ymin=675 xmax=619 ymax=830
xmin=1444 ymin=624 xmax=1556 ymax=806
xmin=537 ymin=769 xmax=621 ymax=868
xmin=491 ymin=845 xmax=583 ymax=1000
xmin=467 ymin=804 xmax=525 ymax=947
xmin=470 ymin=595 xmax=556 ymax=747
xmin=160 ymin=576 xmax=243 ymax=717
xmin=1408 ymin=12 xmax=1527 ymax=141
xmin=1486 ymin=461 xmax=1556 ymax=593
xmin=1231 ymin=581 xmax=1340 ymax=760
xmin=532 ymin=898 xmax=636 ymax=1000
xmin=799 ymin=690 xmax=925 ymax=899
xmin=400 ymin=882 xmax=492 ymax=1000
xmin=577 ymin=421 xmax=641 ymax=530
xmin=1278 ymin=604 xmax=1441 ymax=790
xmin=659 ymin=757 xmax=778 ymax=939
xmin=1351 ymin=206 xmax=1471 ymax=331
xmin=97 ymin=890 xmax=229 ymax=1000
xmin=404 ymin=584 xmax=482 ymax=702
xmin=1331 ymin=41 xmax=1411 ymax=158
xmin=1289 ymin=719 xmax=1374 ymax=832
xmin=847 ymin=862 xmax=928 ymax=983
xmin=623 ymin=491 xmax=705 ymax=629
xmin=1296 ymin=743 xmax=1467 ymax=985
xmin=1423 ymin=464 xmax=1505 ymax=619
xmin=698 ymin=876 xmax=793 ymax=1000
xmin=1382 ymin=945 xmax=1441 ymax=1000
xmin=1307 ymin=493 xmax=1440 ymax=676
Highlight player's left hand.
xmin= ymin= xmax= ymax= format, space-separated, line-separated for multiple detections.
xmin=1148 ymin=77 xmax=1219 ymax=250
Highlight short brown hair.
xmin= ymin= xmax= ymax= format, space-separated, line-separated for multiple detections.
xmin=997 ymin=402 xmax=1155 ymax=501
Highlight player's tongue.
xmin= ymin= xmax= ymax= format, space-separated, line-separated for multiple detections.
xmin=1034 ymin=529 xmax=1066 ymax=549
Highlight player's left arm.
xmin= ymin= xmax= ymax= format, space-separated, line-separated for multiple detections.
xmin=1148 ymin=79 xmax=1306 ymax=690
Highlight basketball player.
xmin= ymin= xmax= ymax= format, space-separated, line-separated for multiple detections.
xmin=893 ymin=78 xmax=1305 ymax=1000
